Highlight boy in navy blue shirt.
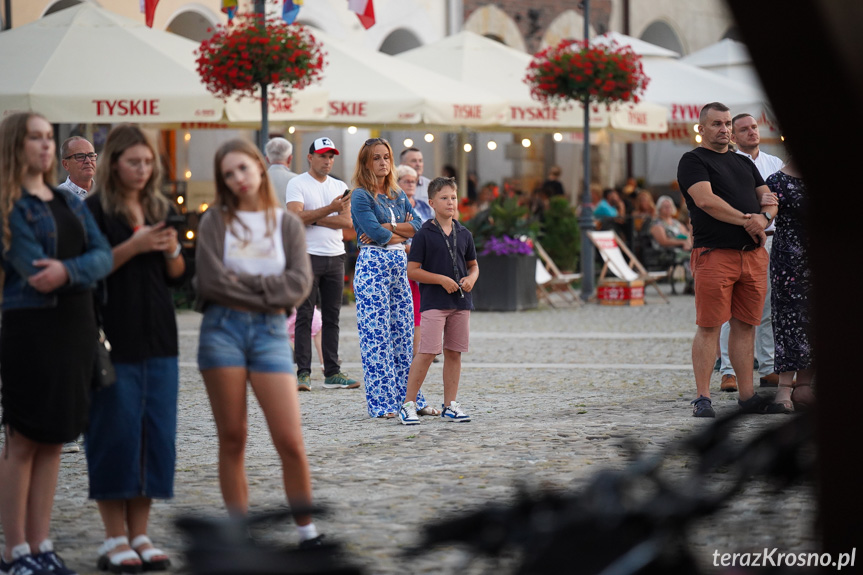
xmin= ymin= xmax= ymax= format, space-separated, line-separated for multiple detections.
xmin=400 ymin=177 xmax=479 ymax=425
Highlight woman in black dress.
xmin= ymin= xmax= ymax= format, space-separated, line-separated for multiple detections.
xmin=766 ymin=160 xmax=815 ymax=412
xmin=85 ymin=125 xmax=185 ymax=573
xmin=0 ymin=112 xmax=112 ymax=575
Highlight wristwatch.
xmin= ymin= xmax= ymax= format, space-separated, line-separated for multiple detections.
xmin=761 ymin=211 xmax=774 ymax=223
xmin=165 ymin=243 xmax=182 ymax=259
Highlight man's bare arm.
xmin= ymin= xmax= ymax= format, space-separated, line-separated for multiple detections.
xmin=314 ymin=213 xmax=354 ymax=229
xmin=286 ymin=195 xmax=349 ymax=226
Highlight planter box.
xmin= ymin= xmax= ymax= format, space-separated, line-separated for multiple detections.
xmin=472 ymin=254 xmax=538 ymax=311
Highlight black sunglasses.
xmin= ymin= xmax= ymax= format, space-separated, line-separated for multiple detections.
xmin=364 ymin=138 xmax=389 ymax=146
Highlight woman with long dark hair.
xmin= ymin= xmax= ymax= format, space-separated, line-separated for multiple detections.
xmin=0 ymin=112 xmax=112 ymax=575
xmin=83 ymin=124 xmax=185 ymax=573
xmin=350 ymin=138 xmax=430 ymax=418
xmin=194 ymin=138 xmax=321 ymax=547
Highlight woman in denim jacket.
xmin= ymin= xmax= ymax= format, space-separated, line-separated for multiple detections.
xmin=0 ymin=112 xmax=112 ymax=575
xmin=350 ymin=138 xmax=430 ymax=418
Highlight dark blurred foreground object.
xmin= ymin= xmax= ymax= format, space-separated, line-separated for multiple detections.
xmin=414 ymin=412 xmax=815 ymax=574
xmin=176 ymin=510 xmax=363 ymax=575
xmin=723 ymin=0 xmax=863 ymax=561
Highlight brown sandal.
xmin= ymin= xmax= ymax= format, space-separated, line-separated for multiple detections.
xmin=766 ymin=384 xmax=794 ymax=414
xmin=417 ymin=406 xmax=441 ymax=416
xmin=791 ymin=383 xmax=815 ymax=412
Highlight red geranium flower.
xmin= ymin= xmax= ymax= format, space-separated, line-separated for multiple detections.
xmin=195 ymin=12 xmax=326 ymax=100
xmin=524 ymin=39 xmax=649 ymax=109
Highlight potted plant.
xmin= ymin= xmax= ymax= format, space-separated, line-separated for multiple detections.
xmin=540 ymin=196 xmax=581 ymax=273
xmin=466 ymin=197 xmax=539 ymax=312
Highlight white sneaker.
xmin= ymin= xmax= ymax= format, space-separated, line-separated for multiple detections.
xmin=441 ymin=401 xmax=470 ymax=422
xmin=398 ymin=401 xmax=420 ymax=425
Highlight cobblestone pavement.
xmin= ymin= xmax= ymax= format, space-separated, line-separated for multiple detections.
xmin=4 ymin=287 xmax=816 ymax=574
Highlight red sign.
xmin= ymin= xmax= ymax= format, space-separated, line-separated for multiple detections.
xmin=329 ymin=101 xmax=367 ymax=116
xmin=92 ymin=99 xmax=160 ymax=116
xmin=510 ymin=105 xmax=559 ymax=122
xmin=453 ymin=104 xmax=482 ymax=119
xmin=270 ymin=98 xmax=295 ymax=114
xmin=670 ymin=103 xmax=701 ymax=122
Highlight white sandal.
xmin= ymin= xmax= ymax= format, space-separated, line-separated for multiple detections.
xmin=131 ymin=535 xmax=171 ymax=572
xmin=97 ymin=536 xmax=143 ymax=574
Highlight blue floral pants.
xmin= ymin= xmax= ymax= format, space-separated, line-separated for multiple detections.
xmin=354 ymin=248 xmax=427 ymax=417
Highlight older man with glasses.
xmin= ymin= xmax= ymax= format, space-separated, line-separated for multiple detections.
xmin=58 ymin=136 xmax=97 ymax=198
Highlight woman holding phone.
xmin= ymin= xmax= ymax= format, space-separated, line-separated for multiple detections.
xmin=84 ymin=125 xmax=185 ymax=573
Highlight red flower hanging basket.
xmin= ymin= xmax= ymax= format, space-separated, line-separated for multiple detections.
xmin=195 ymin=15 xmax=326 ymax=100
xmin=525 ymin=39 xmax=649 ymax=108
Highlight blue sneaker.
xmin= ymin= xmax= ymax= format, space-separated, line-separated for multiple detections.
xmin=0 ymin=554 xmax=53 ymax=575
xmin=398 ymin=401 xmax=420 ymax=426
xmin=35 ymin=551 xmax=76 ymax=575
xmin=441 ymin=401 xmax=471 ymax=423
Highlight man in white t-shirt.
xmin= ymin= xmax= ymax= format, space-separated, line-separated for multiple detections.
xmin=286 ymin=137 xmax=359 ymax=391
xmin=717 ymin=113 xmax=785 ymax=392
xmin=265 ymin=137 xmax=298 ymax=207
xmin=399 ymin=147 xmax=431 ymax=203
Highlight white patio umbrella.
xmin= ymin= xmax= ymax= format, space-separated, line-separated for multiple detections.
xmin=680 ymin=39 xmax=779 ymax=140
xmin=395 ymin=30 xmax=668 ymax=134
xmin=225 ymin=29 xmax=508 ymax=128
xmin=593 ymin=32 xmax=772 ymax=141
xmin=0 ymin=3 xmax=224 ymax=123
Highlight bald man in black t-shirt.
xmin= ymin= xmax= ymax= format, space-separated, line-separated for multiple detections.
xmin=677 ymin=102 xmax=779 ymax=418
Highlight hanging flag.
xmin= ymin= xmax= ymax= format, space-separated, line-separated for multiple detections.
xmin=221 ymin=0 xmax=238 ymax=22
xmin=283 ymin=0 xmax=303 ymax=24
xmin=347 ymin=0 xmax=375 ymax=29
xmin=139 ymin=0 xmax=159 ymax=27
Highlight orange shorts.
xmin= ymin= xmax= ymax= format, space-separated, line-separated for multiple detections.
xmin=691 ymin=247 xmax=768 ymax=327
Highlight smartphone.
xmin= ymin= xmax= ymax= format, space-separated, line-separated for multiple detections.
xmin=165 ymin=212 xmax=186 ymax=231
xmin=342 ymin=189 xmax=352 ymax=199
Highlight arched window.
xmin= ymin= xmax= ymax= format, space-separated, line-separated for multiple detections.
xmin=43 ymin=0 xmax=88 ymax=17
xmin=640 ymin=20 xmax=685 ymax=56
xmin=464 ymin=5 xmax=526 ymax=52
xmin=166 ymin=7 xmax=219 ymax=42
xmin=379 ymin=28 xmax=422 ymax=55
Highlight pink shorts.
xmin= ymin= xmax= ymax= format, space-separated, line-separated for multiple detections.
xmin=418 ymin=309 xmax=470 ymax=355
xmin=286 ymin=306 xmax=322 ymax=343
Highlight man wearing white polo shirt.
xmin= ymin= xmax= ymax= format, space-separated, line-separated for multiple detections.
xmin=717 ymin=113 xmax=785 ymax=392
xmin=286 ymin=137 xmax=359 ymax=391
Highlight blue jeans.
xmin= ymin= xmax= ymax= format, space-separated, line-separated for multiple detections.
xmin=197 ymin=304 xmax=294 ymax=373
xmin=86 ymin=356 xmax=179 ymax=500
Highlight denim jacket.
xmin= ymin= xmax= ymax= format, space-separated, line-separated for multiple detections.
xmin=350 ymin=188 xmax=421 ymax=247
xmin=1 ymin=187 xmax=113 ymax=310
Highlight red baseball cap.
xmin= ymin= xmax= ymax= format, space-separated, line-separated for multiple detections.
xmin=309 ymin=137 xmax=339 ymax=155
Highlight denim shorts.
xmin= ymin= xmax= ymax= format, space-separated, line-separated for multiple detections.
xmin=197 ymin=304 xmax=295 ymax=373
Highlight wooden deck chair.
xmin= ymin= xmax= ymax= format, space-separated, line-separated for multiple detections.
xmin=534 ymin=240 xmax=583 ymax=307
xmin=586 ymin=230 xmax=670 ymax=303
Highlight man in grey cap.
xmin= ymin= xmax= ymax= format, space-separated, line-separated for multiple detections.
xmin=265 ymin=137 xmax=298 ymax=207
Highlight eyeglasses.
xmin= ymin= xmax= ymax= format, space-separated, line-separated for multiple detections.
xmin=64 ymin=152 xmax=97 ymax=163
xmin=364 ymin=138 xmax=388 ymax=146
xmin=399 ymin=178 xmax=418 ymax=185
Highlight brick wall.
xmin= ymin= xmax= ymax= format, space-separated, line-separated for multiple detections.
xmin=464 ymin=0 xmax=613 ymax=53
